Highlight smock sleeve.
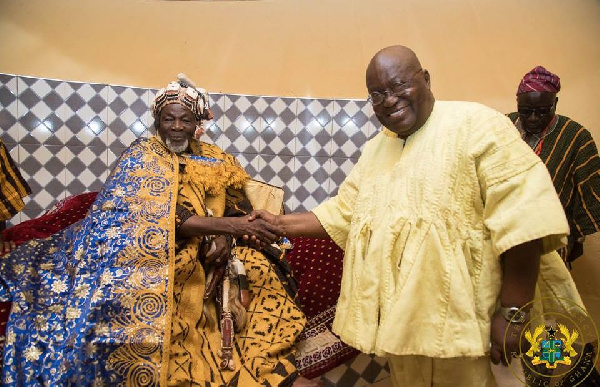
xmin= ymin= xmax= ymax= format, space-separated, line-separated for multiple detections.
xmin=311 ymin=159 xmax=363 ymax=250
xmin=471 ymin=112 xmax=569 ymax=256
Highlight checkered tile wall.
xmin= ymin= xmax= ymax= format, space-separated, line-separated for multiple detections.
xmin=1 ymin=73 xmax=381 ymax=225
xmin=0 ymin=73 xmax=390 ymax=385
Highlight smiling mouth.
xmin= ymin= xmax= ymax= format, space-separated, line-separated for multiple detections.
xmin=387 ymin=104 xmax=410 ymax=118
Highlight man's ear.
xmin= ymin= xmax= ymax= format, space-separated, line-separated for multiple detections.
xmin=423 ymin=69 xmax=431 ymax=88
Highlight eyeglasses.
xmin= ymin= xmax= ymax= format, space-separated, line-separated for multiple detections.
xmin=367 ymin=69 xmax=423 ymax=106
xmin=517 ymin=105 xmax=554 ymax=117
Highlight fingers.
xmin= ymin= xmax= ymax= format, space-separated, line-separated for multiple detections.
xmin=248 ymin=210 xmax=268 ymax=221
xmin=247 ymin=221 xmax=282 ymax=244
xmin=490 ymin=343 xmax=503 ymax=365
xmin=204 ymin=236 xmax=230 ymax=266
xmin=490 ymin=341 xmax=517 ymax=366
xmin=254 ymin=218 xmax=284 ymax=238
xmin=1 ymin=240 xmax=15 ymax=255
xmin=230 ymin=217 xmax=282 ymax=245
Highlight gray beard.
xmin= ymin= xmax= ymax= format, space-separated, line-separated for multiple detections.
xmin=165 ymin=138 xmax=189 ymax=154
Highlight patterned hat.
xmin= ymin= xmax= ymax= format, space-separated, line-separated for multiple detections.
xmin=151 ymin=73 xmax=213 ymax=122
xmin=517 ymin=66 xmax=561 ymax=95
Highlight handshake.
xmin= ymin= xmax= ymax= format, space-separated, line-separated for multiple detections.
xmin=240 ymin=210 xmax=284 ymax=248
xmin=185 ymin=208 xmax=319 ymax=249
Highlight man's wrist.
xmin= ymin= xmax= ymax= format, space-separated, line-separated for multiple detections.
xmin=498 ymin=306 xmax=529 ymax=323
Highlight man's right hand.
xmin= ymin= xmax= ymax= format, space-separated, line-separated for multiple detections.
xmin=248 ymin=210 xmax=280 ymax=227
xmin=244 ymin=210 xmax=283 ymax=246
xmin=0 ymin=234 xmax=16 ymax=255
xmin=229 ymin=214 xmax=283 ymax=245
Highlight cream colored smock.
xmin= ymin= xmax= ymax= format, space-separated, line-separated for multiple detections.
xmin=312 ymin=101 xmax=569 ymax=358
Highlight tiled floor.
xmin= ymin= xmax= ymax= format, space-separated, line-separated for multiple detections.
xmin=318 ymin=355 xmax=600 ymax=386
xmin=317 ymin=354 xmax=528 ymax=386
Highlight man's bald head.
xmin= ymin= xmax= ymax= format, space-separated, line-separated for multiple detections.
xmin=366 ymin=45 xmax=434 ymax=139
xmin=366 ymin=45 xmax=422 ymax=79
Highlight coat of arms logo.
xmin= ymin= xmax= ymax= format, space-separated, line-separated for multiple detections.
xmin=524 ymin=324 xmax=579 ymax=369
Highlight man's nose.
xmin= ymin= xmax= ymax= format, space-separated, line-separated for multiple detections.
xmin=172 ymin=119 xmax=184 ymax=130
xmin=382 ymin=92 xmax=399 ymax=107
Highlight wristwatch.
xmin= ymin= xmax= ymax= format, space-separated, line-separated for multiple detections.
xmin=499 ymin=306 xmax=528 ymax=323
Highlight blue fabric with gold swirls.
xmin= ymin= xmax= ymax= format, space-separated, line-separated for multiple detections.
xmin=0 ymin=138 xmax=178 ymax=386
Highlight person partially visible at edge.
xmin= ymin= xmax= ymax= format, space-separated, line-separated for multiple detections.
xmin=0 ymin=138 xmax=31 ymax=254
xmin=508 ymin=66 xmax=600 ymax=266
xmin=509 ymin=67 xmax=600 ymax=387
xmin=249 ymin=45 xmax=581 ymax=386
xmin=0 ymin=75 xmax=317 ymax=386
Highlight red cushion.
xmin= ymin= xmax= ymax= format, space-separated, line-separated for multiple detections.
xmin=286 ymin=237 xmax=359 ymax=379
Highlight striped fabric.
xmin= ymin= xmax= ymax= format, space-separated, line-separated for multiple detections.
xmin=0 ymin=139 xmax=31 ymax=222
xmin=509 ymin=113 xmax=600 ymax=261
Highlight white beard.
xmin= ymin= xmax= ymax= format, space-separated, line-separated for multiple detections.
xmin=165 ymin=138 xmax=189 ymax=154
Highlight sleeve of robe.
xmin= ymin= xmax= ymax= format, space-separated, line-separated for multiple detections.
xmin=569 ymin=128 xmax=600 ymax=238
xmin=310 ymin=155 xmax=363 ymax=250
xmin=471 ymin=111 xmax=569 ymax=256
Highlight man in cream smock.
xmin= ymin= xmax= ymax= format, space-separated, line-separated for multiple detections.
xmin=250 ymin=45 xmax=570 ymax=386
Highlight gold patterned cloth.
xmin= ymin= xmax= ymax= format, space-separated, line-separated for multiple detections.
xmin=0 ymin=135 xmax=305 ymax=386
xmin=0 ymin=139 xmax=31 ymax=222
xmin=167 ymin=137 xmax=306 ymax=386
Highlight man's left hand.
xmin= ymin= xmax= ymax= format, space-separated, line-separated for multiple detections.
xmin=490 ymin=309 xmax=529 ymax=366
xmin=205 ymin=235 xmax=231 ymax=267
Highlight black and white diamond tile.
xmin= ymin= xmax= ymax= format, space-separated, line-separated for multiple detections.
xmin=290 ymin=156 xmax=331 ymax=212
xmin=3 ymin=140 xmax=18 ymax=156
xmin=221 ymin=94 xmax=263 ymax=155
xmin=107 ymin=145 xmax=128 ymax=174
xmin=253 ymin=154 xmax=296 ymax=212
xmin=59 ymin=82 xmax=109 ymax=148
xmin=17 ymin=76 xmax=66 ymax=145
xmin=0 ymin=73 xmax=19 ymax=144
xmin=146 ymin=88 xmax=159 ymax=139
xmin=295 ymin=98 xmax=335 ymax=158
xmin=367 ymin=104 xmax=382 ymax=141
xmin=231 ymin=152 xmax=262 ymax=181
xmin=321 ymin=353 xmax=391 ymax=386
xmin=64 ymin=146 xmax=107 ymax=196
xmin=17 ymin=143 xmax=67 ymax=221
xmin=197 ymin=92 xmax=225 ymax=146
xmin=254 ymin=154 xmax=294 ymax=188
xmin=327 ymin=157 xmax=358 ymax=196
xmin=259 ymin=97 xmax=298 ymax=156
xmin=331 ymin=100 xmax=372 ymax=159
xmin=107 ymin=86 xmax=151 ymax=149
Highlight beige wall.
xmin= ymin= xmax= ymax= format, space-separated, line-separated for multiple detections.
xmin=1 ymin=0 xmax=599 ymax=329
xmin=0 ymin=1 xmax=599 ymax=126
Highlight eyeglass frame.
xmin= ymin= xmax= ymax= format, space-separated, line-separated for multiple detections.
xmin=517 ymin=100 xmax=556 ymax=117
xmin=367 ymin=68 xmax=424 ymax=106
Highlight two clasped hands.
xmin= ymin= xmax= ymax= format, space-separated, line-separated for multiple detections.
xmin=240 ymin=210 xmax=284 ymax=248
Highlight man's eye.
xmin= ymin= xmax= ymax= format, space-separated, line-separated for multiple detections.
xmin=391 ymin=82 xmax=407 ymax=91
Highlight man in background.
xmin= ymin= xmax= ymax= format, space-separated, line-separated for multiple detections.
xmin=508 ymin=66 xmax=600 ymax=265
xmin=509 ymin=66 xmax=600 ymax=386
xmin=0 ymin=138 xmax=30 ymax=254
